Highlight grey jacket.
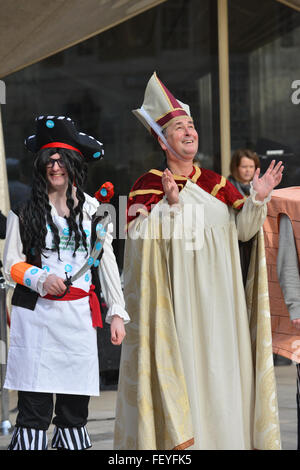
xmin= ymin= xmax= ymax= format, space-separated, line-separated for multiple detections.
xmin=277 ymin=214 xmax=300 ymax=320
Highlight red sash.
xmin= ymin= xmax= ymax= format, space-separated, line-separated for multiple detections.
xmin=44 ymin=284 xmax=103 ymax=328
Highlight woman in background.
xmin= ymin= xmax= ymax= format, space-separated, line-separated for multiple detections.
xmin=228 ymin=149 xmax=260 ymax=196
xmin=228 ymin=149 xmax=261 ymax=285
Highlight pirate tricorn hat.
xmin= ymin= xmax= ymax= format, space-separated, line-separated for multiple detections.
xmin=25 ymin=115 xmax=104 ymax=162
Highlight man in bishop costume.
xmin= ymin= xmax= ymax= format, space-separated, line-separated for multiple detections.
xmin=114 ymin=72 xmax=283 ymax=450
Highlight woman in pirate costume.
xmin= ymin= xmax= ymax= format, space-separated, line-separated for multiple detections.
xmin=3 ymin=116 xmax=129 ymax=450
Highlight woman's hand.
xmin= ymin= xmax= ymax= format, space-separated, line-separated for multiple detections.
xmin=162 ymin=169 xmax=179 ymax=205
xmin=43 ymin=274 xmax=66 ymax=296
xmin=110 ymin=315 xmax=126 ymax=345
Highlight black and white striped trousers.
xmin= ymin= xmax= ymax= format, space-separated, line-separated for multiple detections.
xmin=8 ymin=427 xmax=48 ymax=450
xmin=52 ymin=425 xmax=91 ymax=450
xmin=8 ymin=425 xmax=91 ymax=450
xmin=8 ymin=391 xmax=91 ymax=450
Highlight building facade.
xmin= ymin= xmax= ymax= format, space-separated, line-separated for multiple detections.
xmin=1 ymin=0 xmax=300 ymax=267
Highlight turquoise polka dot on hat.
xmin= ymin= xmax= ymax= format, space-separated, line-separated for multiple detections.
xmin=46 ymin=120 xmax=54 ymax=128
xmin=25 ymin=278 xmax=31 ymax=287
xmin=30 ymin=268 xmax=39 ymax=275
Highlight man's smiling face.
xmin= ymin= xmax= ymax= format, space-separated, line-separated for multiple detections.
xmin=163 ymin=117 xmax=198 ymax=161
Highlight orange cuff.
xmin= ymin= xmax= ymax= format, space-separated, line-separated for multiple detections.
xmin=10 ymin=262 xmax=34 ymax=285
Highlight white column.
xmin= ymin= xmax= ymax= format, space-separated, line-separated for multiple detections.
xmin=217 ymin=0 xmax=231 ymax=177
xmin=0 ymin=105 xmax=10 ymax=256
xmin=0 ymin=106 xmax=10 ymax=216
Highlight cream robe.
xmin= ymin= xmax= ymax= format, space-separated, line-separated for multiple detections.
xmin=114 ymin=180 xmax=281 ymax=450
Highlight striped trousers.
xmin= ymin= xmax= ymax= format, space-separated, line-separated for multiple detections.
xmin=8 ymin=391 xmax=91 ymax=450
xmin=8 ymin=424 xmax=91 ymax=450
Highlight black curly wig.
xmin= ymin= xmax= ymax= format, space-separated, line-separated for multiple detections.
xmin=19 ymin=147 xmax=88 ymax=260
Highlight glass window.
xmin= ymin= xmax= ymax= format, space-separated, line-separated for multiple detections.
xmin=2 ymin=0 xmax=219 ymax=267
xmin=229 ymin=0 xmax=300 ymax=186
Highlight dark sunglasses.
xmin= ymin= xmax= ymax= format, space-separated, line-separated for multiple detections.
xmin=46 ymin=158 xmax=66 ymax=169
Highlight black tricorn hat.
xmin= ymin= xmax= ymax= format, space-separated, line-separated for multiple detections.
xmin=25 ymin=115 xmax=104 ymax=162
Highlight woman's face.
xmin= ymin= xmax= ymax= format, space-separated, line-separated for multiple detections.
xmin=237 ymin=156 xmax=256 ymax=184
xmin=46 ymin=152 xmax=69 ymax=192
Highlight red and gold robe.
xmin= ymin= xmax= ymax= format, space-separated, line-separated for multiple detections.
xmin=126 ymin=166 xmax=246 ymax=228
